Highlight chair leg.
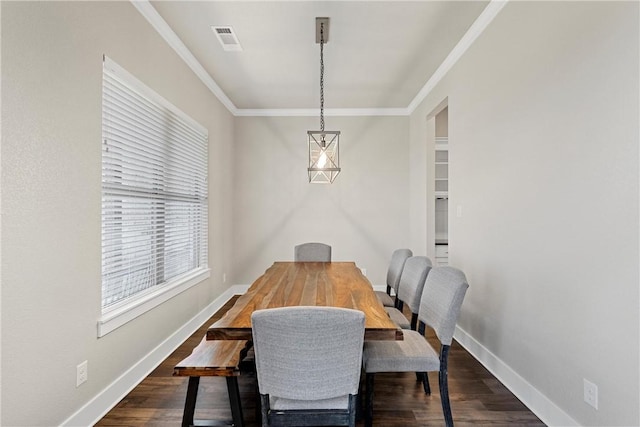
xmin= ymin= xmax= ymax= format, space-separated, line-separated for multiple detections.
xmin=410 ymin=313 xmax=418 ymax=331
xmin=439 ymin=345 xmax=453 ymax=427
xmin=365 ymin=373 xmax=375 ymax=427
xmin=348 ymin=394 xmax=358 ymax=427
xmin=417 ymin=372 xmax=431 ymax=395
xmin=386 ymin=285 xmax=392 ymax=296
xmin=356 ymin=374 xmax=363 ymax=421
xmin=254 ymin=375 xmax=261 ymax=423
xmin=418 ymin=321 xmax=426 ymax=335
xmin=260 ymin=394 xmax=270 ymax=427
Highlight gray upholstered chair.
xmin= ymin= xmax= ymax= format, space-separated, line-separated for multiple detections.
xmin=374 ymin=248 xmax=412 ymax=307
xmin=294 ymin=242 xmax=332 ymax=262
xmin=251 ymin=306 xmax=365 ymax=427
xmin=384 ymin=256 xmax=432 ymax=331
xmin=363 ymin=266 xmax=469 ymax=427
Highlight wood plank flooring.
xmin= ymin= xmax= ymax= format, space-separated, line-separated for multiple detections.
xmin=96 ymin=296 xmax=545 ymax=426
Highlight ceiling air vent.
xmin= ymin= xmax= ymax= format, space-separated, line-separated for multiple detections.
xmin=212 ymin=26 xmax=243 ymax=52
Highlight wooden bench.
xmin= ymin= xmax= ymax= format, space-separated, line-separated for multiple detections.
xmin=174 ymin=338 xmax=251 ymax=427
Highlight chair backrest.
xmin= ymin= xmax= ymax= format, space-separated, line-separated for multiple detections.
xmin=386 ymin=248 xmax=413 ymax=292
xmin=418 ymin=266 xmax=469 ymax=346
xmin=251 ymin=306 xmax=365 ymax=401
xmin=396 ymin=256 xmax=432 ymax=314
xmin=294 ymin=242 xmax=332 ymax=262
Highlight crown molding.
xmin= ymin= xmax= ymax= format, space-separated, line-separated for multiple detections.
xmin=131 ymin=0 xmax=239 ymax=115
xmin=407 ymin=0 xmax=509 ymax=114
xmin=235 ymin=107 xmax=409 ymax=117
xmin=132 ymin=0 xmax=508 ymax=118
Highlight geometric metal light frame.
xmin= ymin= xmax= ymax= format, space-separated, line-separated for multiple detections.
xmin=308 ymin=130 xmax=340 ymax=183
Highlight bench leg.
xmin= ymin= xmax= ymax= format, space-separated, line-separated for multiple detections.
xmin=182 ymin=376 xmax=200 ymax=427
xmin=226 ymin=377 xmax=244 ymax=427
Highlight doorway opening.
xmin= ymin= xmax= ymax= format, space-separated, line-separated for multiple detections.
xmin=427 ymin=101 xmax=449 ymax=266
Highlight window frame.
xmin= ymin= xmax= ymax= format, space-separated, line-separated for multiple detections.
xmin=98 ymin=57 xmax=210 ymax=337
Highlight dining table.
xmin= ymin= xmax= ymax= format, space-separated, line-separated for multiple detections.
xmin=207 ymin=261 xmax=403 ymax=341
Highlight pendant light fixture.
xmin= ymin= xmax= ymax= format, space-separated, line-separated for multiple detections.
xmin=308 ymin=17 xmax=341 ymax=184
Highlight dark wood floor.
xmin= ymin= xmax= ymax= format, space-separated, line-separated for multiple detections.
xmin=96 ymin=296 xmax=545 ymax=426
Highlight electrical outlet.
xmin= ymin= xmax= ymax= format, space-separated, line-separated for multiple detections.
xmin=223 ymin=273 xmax=227 ymax=283
xmin=583 ymin=378 xmax=598 ymax=409
xmin=77 ymin=360 xmax=88 ymax=387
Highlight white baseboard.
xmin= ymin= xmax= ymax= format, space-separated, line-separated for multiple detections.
xmin=65 ymin=286 xmax=562 ymax=427
xmin=372 ymin=285 xmax=388 ymax=293
xmin=60 ymin=284 xmax=248 ymax=427
xmin=453 ymin=325 xmax=579 ymax=426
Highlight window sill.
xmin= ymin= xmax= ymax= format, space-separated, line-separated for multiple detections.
xmin=97 ymin=268 xmax=211 ymax=337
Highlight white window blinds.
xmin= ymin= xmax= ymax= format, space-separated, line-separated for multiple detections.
xmin=101 ymin=57 xmax=208 ymax=312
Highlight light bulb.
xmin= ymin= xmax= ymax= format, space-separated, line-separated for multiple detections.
xmin=318 ymin=152 xmax=327 ymax=168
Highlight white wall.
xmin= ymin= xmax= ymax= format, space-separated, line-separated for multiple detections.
xmin=410 ymin=1 xmax=639 ymax=425
xmin=1 ymin=2 xmax=234 ymax=425
xmin=232 ymin=116 xmax=411 ymax=286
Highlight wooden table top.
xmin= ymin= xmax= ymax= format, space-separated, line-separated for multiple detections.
xmin=207 ymin=262 xmax=403 ymax=341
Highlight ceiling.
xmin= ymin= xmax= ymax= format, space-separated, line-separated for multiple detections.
xmin=148 ymin=1 xmax=490 ymax=112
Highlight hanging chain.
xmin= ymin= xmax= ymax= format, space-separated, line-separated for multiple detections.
xmin=320 ymin=22 xmax=325 ymax=132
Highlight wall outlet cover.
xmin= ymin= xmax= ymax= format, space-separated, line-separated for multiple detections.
xmin=583 ymin=378 xmax=598 ymax=410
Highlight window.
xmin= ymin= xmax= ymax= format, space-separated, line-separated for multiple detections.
xmin=99 ymin=57 xmax=209 ymax=336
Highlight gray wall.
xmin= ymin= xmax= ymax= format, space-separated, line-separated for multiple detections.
xmin=410 ymin=2 xmax=639 ymax=425
xmin=1 ymin=2 xmax=234 ymax=425
xmin=232 ymin=116 xmax=411 ymax=285
xmin=2 ymin=1 xmax=639 ymax=426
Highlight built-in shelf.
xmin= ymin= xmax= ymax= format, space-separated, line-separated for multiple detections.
xmin=434 ymin=132 xmax=448 ymax=265
xmin=435 ymin=142 xmax=448 ymax=198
